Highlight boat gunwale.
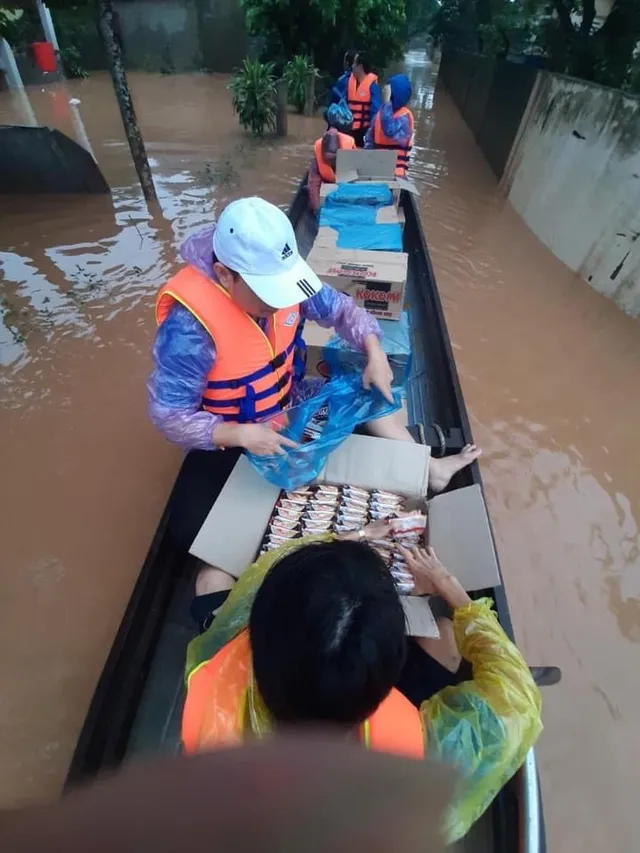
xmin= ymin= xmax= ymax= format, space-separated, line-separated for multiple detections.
xmin=64 ymin=179 xmax=544 ymax=853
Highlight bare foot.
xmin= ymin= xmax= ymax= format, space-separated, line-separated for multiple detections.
xmin=428 ymin=444 xmax=482 ymax=494
xmin=195 ymin=564 xmax=235 ymax=597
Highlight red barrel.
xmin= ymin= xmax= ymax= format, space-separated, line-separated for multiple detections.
xmin=31 ymin=42 xmax=57 ymax=73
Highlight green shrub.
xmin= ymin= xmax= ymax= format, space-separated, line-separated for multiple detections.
xmin=283 ymin=54 xmax=318 ymax=113
xmin=230 ymin=57 xmax=277 ymax=136
xmin=60 ymin=45 xmax=88 ymax=78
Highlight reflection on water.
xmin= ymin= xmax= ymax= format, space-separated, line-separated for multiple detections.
xmin=1 ymin=56 xmax=639 ymax=850
xmin=0 ymin=71 xmax=323 ymax=807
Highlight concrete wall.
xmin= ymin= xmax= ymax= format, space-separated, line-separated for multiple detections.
xmin=51 ymin=0 xmax=247 ymax=74
xmin=439 ymin=50 xmax=538 ymax=178
xmin=115 ymin=0 xmax=247 ymax=73
xmin=503 ymin=73 xmax=640 ymax=317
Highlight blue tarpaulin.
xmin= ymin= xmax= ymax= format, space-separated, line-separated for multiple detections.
xmin=335 ymin=223 xmax=403 ymax=251
xmin=325 ymin=183 xmax=393 ymax=207
xmin=319 ymin=205 xmax=376 ymax=228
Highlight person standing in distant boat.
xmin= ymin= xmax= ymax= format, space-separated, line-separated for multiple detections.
xmin=346 ymin=51 xmax=381 ymax=147
xmin=365 ymin=73 xmax=414 ymax=178
xmin=330 ymin=49 xmax=356 ymax=105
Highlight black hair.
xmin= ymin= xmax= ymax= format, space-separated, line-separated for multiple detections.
xmin=249 ymin=540 xmax=406 ymax=726
xmin=321 ymin=131 xmax=339 ymax=159
xmin=343 ymin=49 xmax=357 ymax=68
xmin=354 ymin=51 xmax=372 ymax=74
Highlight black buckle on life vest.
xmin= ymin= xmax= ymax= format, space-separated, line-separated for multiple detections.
xmin=270 ymin=350 xmax=288 ymax=371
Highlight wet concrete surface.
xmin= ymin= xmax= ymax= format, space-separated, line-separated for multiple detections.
xmin=1 ymin=55 xmax=639 ymax=850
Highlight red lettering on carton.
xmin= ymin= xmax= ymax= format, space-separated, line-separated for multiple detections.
xmin=355 ymin=288 xmax=402 ymax=303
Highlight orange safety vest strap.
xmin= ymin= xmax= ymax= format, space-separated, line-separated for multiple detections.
xmin=182 ymin=631 xmax=251 ymax=754
xmin=372 ymin=107 xmax=414 ymax=177
xmin=314 ymin=132 xmax=357 ymax=184
xmin=183 ymin=633 xmax=424 ymax=759
xmin=364 ymin=687 xmax=424 ymax=759
xmin=338 ymin=132 xmax=357 ymax=151
xmin=315 ymin=138 xmax=335 ymax=183
xmin=156 ymin=267 xmax=301 ymax=423
xmin=347 ymin=73 xmax=378 ymax=130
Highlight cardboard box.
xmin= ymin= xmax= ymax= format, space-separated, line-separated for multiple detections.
xmin=334 ymin=150 xmax=420 ymax=195
xmin=303 ymin=312 xmax=412 ymax=385
xmin=190 ymin=434 xmax=502 ymax=638
xmin=307 ymin=244 xmax=408 ymax=321
xmin=336 ymin=149 xmax=396 ymax=182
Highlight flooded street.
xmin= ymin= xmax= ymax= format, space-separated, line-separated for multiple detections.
xmin=1 ymin=53 xmax=639 ymax=850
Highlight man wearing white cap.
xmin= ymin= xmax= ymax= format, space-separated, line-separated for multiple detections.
xmin=149 ymin=197 xmax=480 ymax=547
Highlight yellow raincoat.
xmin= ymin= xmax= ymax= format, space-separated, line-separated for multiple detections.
xmin=185 ymin=535 xmax=542 ymax=843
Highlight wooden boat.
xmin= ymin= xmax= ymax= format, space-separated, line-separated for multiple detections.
xmin=65 ymin=182 xmax=546 ymax=852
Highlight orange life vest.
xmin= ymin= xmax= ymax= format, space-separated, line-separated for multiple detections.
xmin=182 ymin=630 xmax=425 ymax=759
xmin=372 ymin=107 xmax=414 ymax=177
xmin=156 ymin=266 xmax=301 ymax=423
xmin=314 ymin=132 xmax=356 ymax=183
xmin=347 ymin=72 xmax=379 ymax=132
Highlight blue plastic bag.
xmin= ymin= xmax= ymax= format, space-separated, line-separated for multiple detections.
xmin=246 ymin=373 xmax=401 ymax=489
xmin=321 ymin=311 xmax=413 ymax=391
xmin=319 ymin=204 xmax=377 ymax=228
xmin=336 ymin=223 xmax=403 ymax=251
xmin=325 ymin=183 xmax=393 ymax=207
xmin=326 ymin=100 xmax=353 ymax=132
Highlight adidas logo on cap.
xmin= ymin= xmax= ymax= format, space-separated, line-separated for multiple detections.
xmin=281 ymin=242 xmax=293 ymax=260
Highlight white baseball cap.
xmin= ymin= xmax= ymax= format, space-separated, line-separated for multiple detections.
xmin=212 ymin=197 xmax=323 ymax=309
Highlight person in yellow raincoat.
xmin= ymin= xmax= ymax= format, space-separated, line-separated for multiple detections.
xmin=183 ymin=528 xmax=542 ymax=843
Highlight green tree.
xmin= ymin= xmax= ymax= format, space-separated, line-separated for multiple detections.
xmin=535 ymin=0 xmax=640 ymax=85
xmin=430 ymin=0 xmax=536 ymax=56
xmin=404 ymin=0 xmax=439 ymax=38
xmin=241 ymin=0 xmax=406 ymax=74
xmin=431 ymin=0 xmax=640 ymax=90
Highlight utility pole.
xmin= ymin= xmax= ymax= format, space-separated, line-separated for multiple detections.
xmin=97 ymin=0 xmax=157 ymax=200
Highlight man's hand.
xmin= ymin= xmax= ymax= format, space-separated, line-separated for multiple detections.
xmin=398 ymin=545 xmax=471 ymax=609
xmin=363 ymin=335 xmax=394 ymax=403
xmin=212 ymin=422 xmax=298 ymax=456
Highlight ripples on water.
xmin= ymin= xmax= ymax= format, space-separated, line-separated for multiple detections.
xmin=0 ymin=73 xmax=314 ymax=403
xmin=0 ymin=71 xmax=323 ymax=806
xmin=1 ymin=54 xmax=640 ymax=851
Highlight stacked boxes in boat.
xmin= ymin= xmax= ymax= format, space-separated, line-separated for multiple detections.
xmin=308 ymin=153 xmax=410 ymax=321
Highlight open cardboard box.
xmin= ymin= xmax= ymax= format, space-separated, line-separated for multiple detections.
xmin=337 ymin=149 xmax=397 ymax=182
xmin=331 ymin=149 xmax=420 ymax=195
xmin=190 ymin=435 xmax=501 ymax=639
xmin=307 ymin=244 xmax=408 ymax=321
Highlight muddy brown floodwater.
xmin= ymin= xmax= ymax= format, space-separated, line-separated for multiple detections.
xmin=1 ymin=52 xmax=639 ymax=851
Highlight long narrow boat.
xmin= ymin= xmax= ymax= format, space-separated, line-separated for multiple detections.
xmin=65 ymin=182 xmax=545 ymax=852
